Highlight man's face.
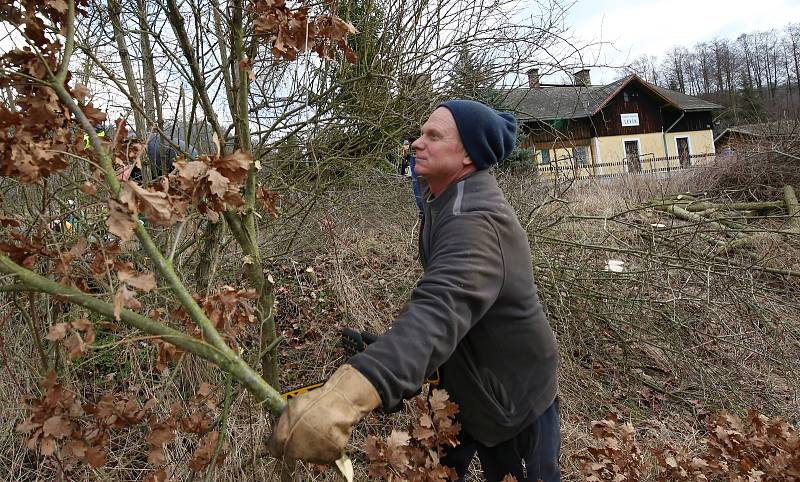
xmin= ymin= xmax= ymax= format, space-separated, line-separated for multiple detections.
xmin=412 ymin=108 xmax=469 ymax=181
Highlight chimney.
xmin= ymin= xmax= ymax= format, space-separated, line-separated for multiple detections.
xmin=526 ymin=68 xmax=540 ymax=88
xmin=574 ymin=68 xmax=591 ymax=86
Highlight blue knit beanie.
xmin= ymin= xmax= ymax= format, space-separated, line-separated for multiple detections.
xmin=438 ymin=100 xmax=518 ymax=170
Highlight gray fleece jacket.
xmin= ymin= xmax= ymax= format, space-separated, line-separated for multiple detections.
xmin=349 ymin=170 xmax=558 ymax=446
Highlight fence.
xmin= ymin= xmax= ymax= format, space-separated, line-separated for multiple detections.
xmin=533 ymin=153 xmax=716 ymax=180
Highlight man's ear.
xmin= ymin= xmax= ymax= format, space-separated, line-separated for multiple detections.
xmin=462 ymin=155 xmax=473 ymax=167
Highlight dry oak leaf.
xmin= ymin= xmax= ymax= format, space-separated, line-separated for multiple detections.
xmin=63 ymin=439 xmax=87 ymax=459
xmin=180 ymin=411 xmax=210 ymax=434
xmin=206 ymin=169 xmax=230 ymax=198
xmin=153 ymin=338 xmax=183 ymax=373
xmin=46 ymin=318 xmax=95 ymax=359
xmin=118 ymin=268 xmax=156 ymax=292
xmin=188 ymin=430 xmax=226 ymax=471
xmin=64 ymin=331 xmax=88 ymax=360
xmin=113 ymin=284 xmax=141 ymax=320
xmin=42 ymin=415 xmax=70 ymax=439
xmin=0 ymin=214 xmax=21 ymax=227
xmin=213 ymin=149 xmax=252 ymax=183
xmin=239 ymin=57 xmax=256 ymax=81
xmin=107 ymin=199 xmax=136 ymax=242
xmin=71 ymin=82 xmax=90 ymax=102
xmin=411 ymin=412 xmax=436 ymax=447
xmin=84 ymin=446 xmax=107 ymax=468
xmin=386 ymin=430 xmax=411 ymax=472
xmin=121 ymin=181 xmax=174 ymax=225
xmin=80 ymin=181 xmax=97 ymax=195
xmin=81 ymin=102 xmax=107 ymax=126
xmin=146 ymin=415 xmax=177 ymax=466
xmin=46 ymin=322 xmax=69 ymax=341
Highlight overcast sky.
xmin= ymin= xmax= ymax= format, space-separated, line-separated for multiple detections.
xmin=556 ymin=0 xmax=800 ymax=84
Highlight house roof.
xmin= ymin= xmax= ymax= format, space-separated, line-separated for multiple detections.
xmin=501 ymin=74 xmax=723 ymax=122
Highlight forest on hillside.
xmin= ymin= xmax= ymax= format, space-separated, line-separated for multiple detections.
xmin=621 ymin=22 xmax=800 ymax=129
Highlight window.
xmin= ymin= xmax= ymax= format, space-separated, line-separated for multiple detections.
xmin=574 ymin=146 xmax=588 ymax=166
xmin=540 ymin=149 xmax=551 ymax=165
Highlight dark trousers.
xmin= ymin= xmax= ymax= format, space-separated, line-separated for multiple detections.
xmin=440 ymin=398 xmax=560 ymax=482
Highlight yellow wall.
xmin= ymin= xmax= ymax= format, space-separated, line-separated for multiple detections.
xmin=533 ymin=129 xmax=716 ymax=179
xmin=533 ymin=143 xmax=594 ymax=167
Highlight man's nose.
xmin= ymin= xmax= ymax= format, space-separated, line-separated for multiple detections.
xmin=411 ymin=137 xmax=422 ymax=150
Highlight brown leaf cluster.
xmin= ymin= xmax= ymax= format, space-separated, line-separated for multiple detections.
xmin=251 ymin=0 xmax=357 ymax=63
xmin=16 ymin=372 xmax=84 ymax=459
xmin=0 ymin=1 xmax=97 ymax=183
xmin=257 ymin=186 xmax=281 ymax=218
xmin=146 ymin=404 xmax=180 ymax=466
xmin=167 ymin=150 xmax=251 ymax=222
xmin=88 ymin=239 xmax=121 ymax=282
xmin=109 ymin=119 xmax=145 ymax=181
xmin=55 ymin=237 xmax=90 ymax=290
xmin=152 ymin=336 xmax=184 ymax=374
xmin=15 ymin=371 xmax=147 ymax=470
xmin=180 ymin=383 xmax=218 ymax=434
xmin=16 ymin=374 xmax=225 ymax=477
xmin=45 ymin=317 xmax=96 ymax=360
xmin=107 ymin=148 xmax=253 ymax=240
xmin=653 ymin=410 xmax=800 ymax=481
xmin=365 ymin=389 xmax=460 ymax=481
xmin=146 ymin=386 xmax=224 ymax=472
xmin=0 ymin=214 xmax=22 ymax=228
xmin=574 ymin=413 xmax=643 ymax=482
xmin=575 ymin=410 xmax=800 ymax=481
xmin=0 ymin=231 xmax=51 ymax=269
xmin=171 ymin=285 xmax=258 ymax=343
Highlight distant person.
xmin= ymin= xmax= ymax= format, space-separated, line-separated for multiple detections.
xmin=402 ymin=137 xmax=424 ymax=222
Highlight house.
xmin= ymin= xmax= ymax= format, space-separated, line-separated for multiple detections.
xmin=502 ymin=69 xmax=722 ymax=178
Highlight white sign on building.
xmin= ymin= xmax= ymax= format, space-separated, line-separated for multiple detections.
xmin=620 ymin=113 xmax=640 ymax=127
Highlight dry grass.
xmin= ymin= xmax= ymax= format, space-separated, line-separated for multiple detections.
xmin=1 ymin=168 xmax=799 ymax=481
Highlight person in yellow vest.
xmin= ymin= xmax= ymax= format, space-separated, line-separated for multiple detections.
xmin=83 ymin=124 xmax=106 ymax=149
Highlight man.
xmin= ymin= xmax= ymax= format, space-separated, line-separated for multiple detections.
xmin=269 ymin=100 xmax=560 ymax=481
xmin=146 ymin=132 xmax=198 ymax=177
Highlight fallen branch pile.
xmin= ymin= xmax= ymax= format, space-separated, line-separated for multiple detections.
xmin=645 ymin=187 xmax=800 ymax=276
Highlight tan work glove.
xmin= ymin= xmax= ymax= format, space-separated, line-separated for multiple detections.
xmin=268 ymin=364 xmax=381 ymax=463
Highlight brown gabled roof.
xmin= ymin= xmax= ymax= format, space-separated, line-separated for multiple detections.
xmin=500 ymin=74 xmax=722 ymax=122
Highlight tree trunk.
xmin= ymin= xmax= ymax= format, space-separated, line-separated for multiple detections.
xmin=136 ymin=0 xmax=162 ymax=131
xmin=194 ymin=220 xmax=224 ymax=292
xmin=108 ymin=0 xmax=146 ymax=136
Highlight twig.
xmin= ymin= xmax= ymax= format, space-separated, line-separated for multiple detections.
xmin=12 ymin=294 xmax=49 ymax=373
xmin=203 ymin=376 xmax=233 ymax=482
